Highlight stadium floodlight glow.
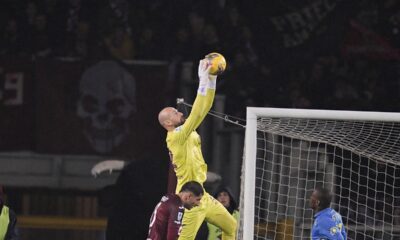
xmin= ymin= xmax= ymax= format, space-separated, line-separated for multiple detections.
xmin=239 ymin=107 xmax=400 ymax=240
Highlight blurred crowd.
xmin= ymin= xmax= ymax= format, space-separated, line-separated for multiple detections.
xmin=1 ymin=0 xmax=400 ymax=117
xmin=0 ymin=0 xmax=254 ymax=61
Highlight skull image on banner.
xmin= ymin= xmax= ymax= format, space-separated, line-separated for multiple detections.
xmin=77 ymin=61 xmax=136 ymax=153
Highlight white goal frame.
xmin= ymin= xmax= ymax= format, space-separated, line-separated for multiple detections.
xmin=242 ymin=107 xmax=400 ymax=240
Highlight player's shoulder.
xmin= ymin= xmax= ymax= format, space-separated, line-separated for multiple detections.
xmin=174 ymin=126 xmax=183 ymax=132
xmin=331 ymin=210 xmax=343 ymax=222
xmin=326 ymin=208 xmax=342 ymax=219
xmin=317 ymin=214 xmax=338 ymax=227
xmin=160 ymin=195 xmax=170 ymax=203
xmin=167 ymin=127 xmax=183 ymax=136
xmin=167 ymin=128 xmax=182 ymax=142
xmin=316 ymin=210 xmax=332 ymax=220
xmin=162 ymin=194 xmax=180 ymax=203
xmin=157 ymin=194 xmax=175 ymax=210
xmin=160 ymin=194 xmax=182 ymax=211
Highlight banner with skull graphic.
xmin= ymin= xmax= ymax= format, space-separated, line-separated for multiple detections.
xmin=35 ymin=59 xmax=170 ymax=159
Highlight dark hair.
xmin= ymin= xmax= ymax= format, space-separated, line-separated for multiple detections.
xmin=316 ymin=187 xmax=332 ymax=209
xmin=180 ymin=181 xmax=204 ymax=196
xmin=214 ymin=186 xmax=238 ymax=214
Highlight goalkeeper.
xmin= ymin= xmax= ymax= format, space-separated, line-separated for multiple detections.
xmin=158 ymin=59 xmax=237 ymax=240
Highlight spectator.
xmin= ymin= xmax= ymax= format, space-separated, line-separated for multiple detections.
xmin=104 ymin=26 xmax=134 ymax=60
xmin=168 ymin=27 xmax=192 ymax=61
xmin=202 ymin=24 xmax=222 ymax=53
xmin=107 ymin=0 xmax=131 ymax=35
xmin=332 ymin=77 xmax=360 ymax=110
xmin=73 ymin=21 xmax=91 ymax=58
xmin=30 ymin=14 xmax=53 ymax=57
xmin=219 ymin=51 xmax=259 ymax=118
xmin=219 ymin=6 xmax=245 ymax=55
xmin=23 ymin=1 xmax=38 ymax=28
xmin=135 ymin=26 xmax=160 ymax=59
xmin=187 ymin=11 xmax=206 ymax=58
xmin=0 ymin=18 xmax=25 ymax=56
xmin=61 ymin=0 xmax=92 ymax=56
xmin=66 ymin=0 xmax=83 ymax=34
xmin=0 ymin=186 xmax=18 ymax=240
xmin=239 ymin=26 xmax=258 ymax=66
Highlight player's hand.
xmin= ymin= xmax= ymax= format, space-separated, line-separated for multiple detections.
xmin=198 ymin=59 xmax=211 ymax=80
xmin=197 ymin=58 xmax=217 ymax=94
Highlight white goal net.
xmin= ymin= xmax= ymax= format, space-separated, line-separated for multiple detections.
xmin=239 ymin=107 xmax=400 ymax=240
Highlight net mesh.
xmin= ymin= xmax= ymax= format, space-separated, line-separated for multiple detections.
xmin=240 ymin=116 xmax=400 ymax=240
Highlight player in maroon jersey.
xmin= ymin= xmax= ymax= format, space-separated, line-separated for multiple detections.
xmin=147 ymin=181 xmax=204 ymax=240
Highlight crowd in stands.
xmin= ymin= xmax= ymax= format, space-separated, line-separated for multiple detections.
xmin=1 ymin=0 xmax=399 ymax=116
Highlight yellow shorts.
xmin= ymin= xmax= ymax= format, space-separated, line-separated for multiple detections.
xmin=179 ymin=192 xmax=237 ymax=240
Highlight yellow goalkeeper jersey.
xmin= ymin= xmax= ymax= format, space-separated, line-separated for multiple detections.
xmin=166 ymin=89 xmax=215 ymax=193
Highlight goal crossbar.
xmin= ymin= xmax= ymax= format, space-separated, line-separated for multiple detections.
xmin=246 ymin=107 xmax=400 ymax=122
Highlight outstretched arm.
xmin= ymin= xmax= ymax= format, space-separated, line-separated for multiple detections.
xmin=175 ymin=60 xmax=217 ymax=143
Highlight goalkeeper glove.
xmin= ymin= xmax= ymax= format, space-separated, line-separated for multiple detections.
xmin=198 ymin=59 xmax=217 ymax=95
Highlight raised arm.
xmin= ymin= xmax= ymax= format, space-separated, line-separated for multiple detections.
xmin=174 ymin=60 xmax=217 ymax=142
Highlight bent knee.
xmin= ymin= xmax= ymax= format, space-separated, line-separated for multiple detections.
xmin=222 ymin=217 xmax=237 ymax=235
xmin=222 ymin=225 xmax=237 ymax=240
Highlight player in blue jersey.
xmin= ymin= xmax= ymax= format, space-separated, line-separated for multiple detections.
xmin=310 ymin=187 xmax=347 ymax=240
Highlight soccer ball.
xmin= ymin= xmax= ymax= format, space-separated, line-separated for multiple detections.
xmin=205 ymin=52 xmax=226 ymax=75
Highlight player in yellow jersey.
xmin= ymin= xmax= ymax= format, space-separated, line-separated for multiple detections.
xmin=158 ymin=59 xmax=237 ymax=240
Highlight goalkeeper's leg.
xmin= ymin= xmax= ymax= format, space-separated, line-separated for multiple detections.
xmin=178 ymin=197 xmax=207 ymax=240
xmin=178 ymin=192 xmax=236 ymax=240
xmin=205 ymin=194 xmax=237 ymax=240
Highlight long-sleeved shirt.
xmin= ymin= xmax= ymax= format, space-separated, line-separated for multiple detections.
xmin=166 ymin=89 xmax=215 ymax=193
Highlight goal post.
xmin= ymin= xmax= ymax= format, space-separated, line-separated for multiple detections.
xmin=240 ymin=107 xmax=400 ymax=240
xmin=242 ymin=108 xmax=258 ymax=239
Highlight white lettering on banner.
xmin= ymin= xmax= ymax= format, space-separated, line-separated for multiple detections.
xmin=270 ymin=0 xmax=340 ymax=47
xmin=2 ymin=72 xmax=24 ymax=106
